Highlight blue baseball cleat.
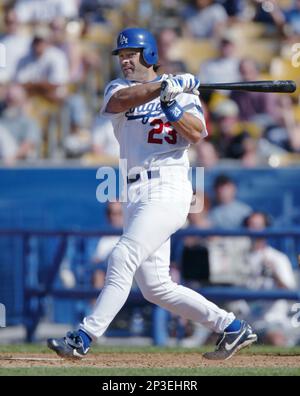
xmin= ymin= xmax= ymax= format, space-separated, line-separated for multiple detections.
xmin=203 ymin=320 xmax=257 ymax=360
xmin=47 ymin=331 xmax=90 ymax=359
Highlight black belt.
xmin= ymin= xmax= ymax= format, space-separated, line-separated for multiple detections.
xmin=127 ymin=170 xmax=160 ymax=184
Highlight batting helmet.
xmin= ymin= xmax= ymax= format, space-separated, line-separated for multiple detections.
xmin=112 ymin=27 xmax=158 ymax=66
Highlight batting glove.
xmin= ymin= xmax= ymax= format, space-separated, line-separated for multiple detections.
xmin=160 ymin=78 xmax=184 ymax=103
xmin=174 ymin=73 xmax=200 ymax=95
xmin=161 ymin=100 xmax=184 ymax=122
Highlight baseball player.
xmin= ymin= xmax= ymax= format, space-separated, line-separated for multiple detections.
xmin=48 ymin=27 xmax=257 ymax=360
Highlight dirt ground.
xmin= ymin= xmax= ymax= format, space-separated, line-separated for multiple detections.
xmin=0 ymin=353 xmax=299 ymax=368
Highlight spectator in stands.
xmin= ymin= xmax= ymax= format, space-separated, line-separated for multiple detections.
xmin=198 ymin=32 xmax=241 ymax=84
xmin=193 ymin=141 xmax=220 ymax=168
xmin=263 ymin=94 xmax=299 ymax=153
xmin=49 ymin=17 xmax=84 ymax=84
xmin=283 ymin=0 xmax=300 ymax=36
xmin=79 ymin=0 xmax=111 ymax=24
xmin=212 ymin=99 xmax=260 ymax=165
xmin=171 ymin=193 xmax=212 ymax=287
xmin=184 ymin=0 xmax=229 ymax=39
xmin=241 ymin=211 xmax=298 ymax=346
xmin=14 ymin=0 xmax=79 ymax=24
xmin=209 ymin=174 xmax=252 ymax=229
xmin=13 ymin=27 xmax=93 ymax=159
xmin=287 ymin=122 xmax=300 ymax=153
xmin=63 ymin=124 xmax=92 ymax=159
xmin=49 ymin=17 xmax=102 ymax=159
xmin=0 ymin=84 xmax=41 ymax=162
xmin=0 ymin=124 xmax=18 ymax=165
xmin=230 ymin=58 xmax=278 ymax=128
xmin=187 ymin=193 xmax=213 ymax=234
xmin=91 ymin=116 xmax=120 ymax=160
xmin=172 ymin=193 xmax=213 ymax=346
xmin=63 ymin=93 xmax=92 ymax=159
xmin=240 ymin=137 xmax=261 ymax=168
xmin=0 ymin=7 xmax=31 ymax=83
xmin=252 ymin=0 xmax=285 ymax=28
xmin=14 ymin=27 xmax=69 ymax=102
xmin=90 ymin=201 xmax=123 ymax=289
xmin=60 ymin=202 xmax=123 ymax=306
xmin=49 ymin=16 xmax=101 ymax=86
xmin=218 ymin=0 xmax=245 ymax=19
xmin=156 ymin=27 xmax=188 ymax=74
xmin=252 ymin=0 xmax=300 ymax=37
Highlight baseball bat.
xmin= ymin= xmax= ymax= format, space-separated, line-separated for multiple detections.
xmin=199 ymin=80 xmax=297 ymax=93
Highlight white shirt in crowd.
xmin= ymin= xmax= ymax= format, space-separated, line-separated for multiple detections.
xmin=0 ymin=125 xmax=18 ymax=160
xmin=186 ymin=3 xmax=228 ymax=38
xmin=92 ymin=116 xmax=120 ymax=158
xmin=245 ymin=245 xmax=297 ymax=331
xmin=15 ymin=46 xmax=69 ymax=85
xmin=14 ymin=0 xmax=79 ymax=23
xmin=223 ymin=243 xmax=297 ymax=342
xmin=0 ymin=34 xmax=31 ymax=83
xmin=246 ymin=245 xmax=296 ymax=290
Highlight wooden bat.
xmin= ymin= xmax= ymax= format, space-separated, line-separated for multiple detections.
xmin=199 ymin=80 xmax=297 ymax=93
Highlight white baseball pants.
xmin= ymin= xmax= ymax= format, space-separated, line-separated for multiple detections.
xmin=80 ymin=167 xmax=235 ymax=339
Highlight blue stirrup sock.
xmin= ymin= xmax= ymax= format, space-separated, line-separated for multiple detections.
xmin=225 ymin=319 xmax=242 ymax=333
xmin=78 ymin=329 xmax=92 ymax=349
xmin=161 ymin=100 xmax=184 ymax=122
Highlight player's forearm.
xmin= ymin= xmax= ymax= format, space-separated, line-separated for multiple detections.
xmin=106 ymin=82 xmax=161 ymax=113
xmin=171 ymin=112 xmax=204 ymax=144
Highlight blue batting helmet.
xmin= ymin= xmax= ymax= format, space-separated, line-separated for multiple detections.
xmin=112 ymin=27 xmax=158 ymax=66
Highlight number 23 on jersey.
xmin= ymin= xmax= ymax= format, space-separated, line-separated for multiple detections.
xmin=147 ymin=118 xmax=177 ymax=145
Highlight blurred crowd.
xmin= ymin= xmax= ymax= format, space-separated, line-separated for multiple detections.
xmin=0 ymin=0 xmax=299 ymax=166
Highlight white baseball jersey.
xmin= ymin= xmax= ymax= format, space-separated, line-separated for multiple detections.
xmin=101 ymin=75 xmax=208 ymax=171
